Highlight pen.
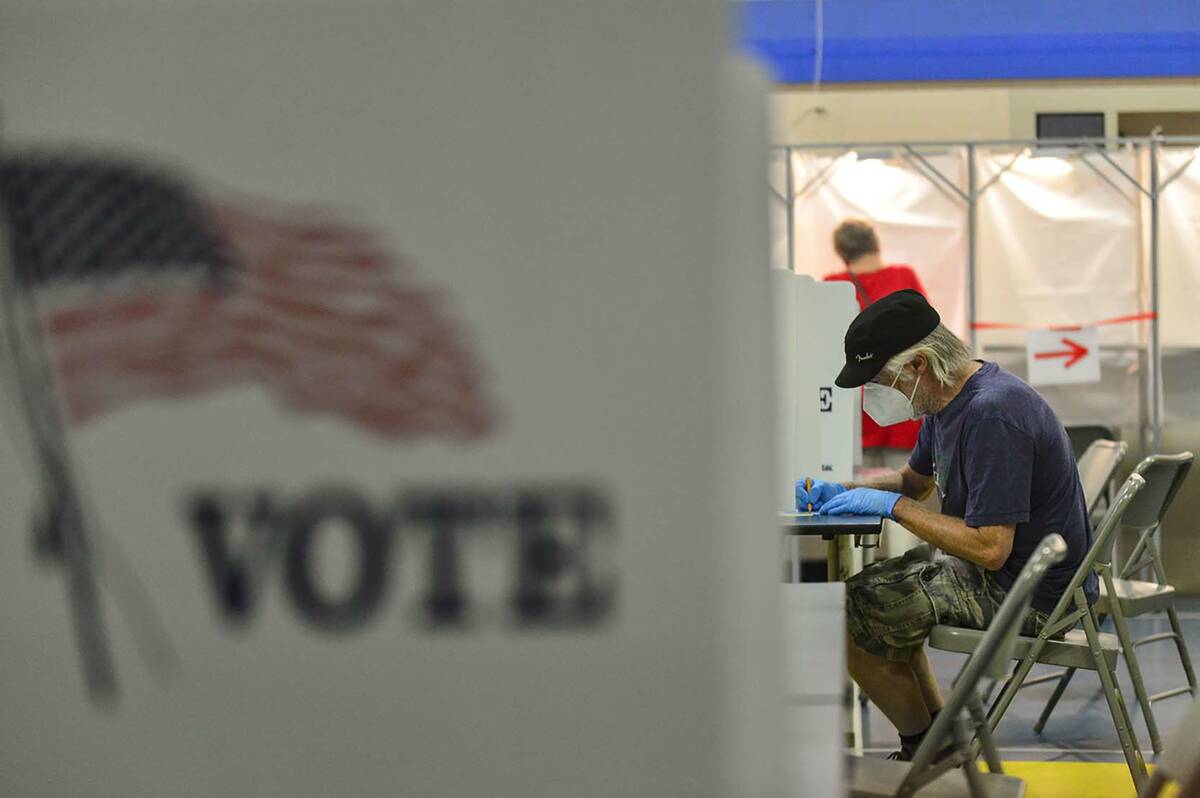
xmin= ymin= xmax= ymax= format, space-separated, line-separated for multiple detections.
xmin=806 ymin=478 xmax=812 ymax=513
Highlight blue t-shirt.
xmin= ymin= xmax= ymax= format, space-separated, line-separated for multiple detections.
xmin=908 ymin=361 xmax=1096 ymax=613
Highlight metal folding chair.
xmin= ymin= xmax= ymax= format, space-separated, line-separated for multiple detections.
xmin=1034 ymin=452 xmax=1196 ymax=754
xmin=927 ymin=473 xmax=1150 ymax=791
xmin=848 ymin=534 xmax=1068 ymax=798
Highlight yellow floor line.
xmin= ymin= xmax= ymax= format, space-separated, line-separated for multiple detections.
xmin=982 ymin=761 xmax=1174 ymax=798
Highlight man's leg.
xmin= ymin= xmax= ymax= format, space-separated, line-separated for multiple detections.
xmin=911 ymin=646 xmax=945 ymax=714
xmin=845 ymin=545 xmax=940 ymax=737
xmin=847 ymin=637 xmax=931 ymax=736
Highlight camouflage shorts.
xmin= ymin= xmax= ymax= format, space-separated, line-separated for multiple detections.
xmin=846 ymin=543 xmax=1055 ymax=663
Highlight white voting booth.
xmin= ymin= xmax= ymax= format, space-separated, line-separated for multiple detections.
xmin=773 ymin=272 xmax=859 ymax=574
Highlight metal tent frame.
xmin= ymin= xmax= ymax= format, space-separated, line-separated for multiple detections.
xmin=771 ymin=135 xmax=1200 ymax=454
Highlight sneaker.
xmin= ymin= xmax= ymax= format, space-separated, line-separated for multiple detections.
xmin=886 ymin=743 xmax=958 ymax=765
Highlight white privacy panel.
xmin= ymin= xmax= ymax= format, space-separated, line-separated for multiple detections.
xmin=773 ymin=271 xmax=857 ymax=511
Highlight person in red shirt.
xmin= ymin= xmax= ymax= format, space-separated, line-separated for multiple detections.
xmin=823 ymin=219 xmax=928 ymax=470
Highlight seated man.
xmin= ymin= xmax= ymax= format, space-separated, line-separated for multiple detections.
xmin=797 ymin=289 xmax=1095 ymax=761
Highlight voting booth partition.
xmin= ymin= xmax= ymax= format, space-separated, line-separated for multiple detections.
xmin=0 ymin=4 xmax=789 ymax=797
xmin=771 ymin=140 xmax=1200 ymax=455
xmin=772 ymin=272 xmax=858 ymax=512
xmin=772 ymin=273 xmax=860 ymax=573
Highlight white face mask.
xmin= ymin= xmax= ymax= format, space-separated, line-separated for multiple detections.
xmin=863 ymin=366 xmax=922 ymax=426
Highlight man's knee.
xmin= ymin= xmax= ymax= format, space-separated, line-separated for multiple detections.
xmin=846 ymin=576 xmax=936 ymax=662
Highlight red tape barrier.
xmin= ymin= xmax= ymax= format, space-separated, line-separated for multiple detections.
xmin=970 ymin=312 xmax=1157 ymax=332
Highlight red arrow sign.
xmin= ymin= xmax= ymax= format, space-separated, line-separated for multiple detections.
xmin=1034 ymin=337 xmax=1089 ymax=368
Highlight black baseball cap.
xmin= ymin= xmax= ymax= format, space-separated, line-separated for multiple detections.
xmin=835 ymin=289 xmax=940 ymax=388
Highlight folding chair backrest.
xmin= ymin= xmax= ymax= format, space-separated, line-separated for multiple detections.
xmin=1124 ymin=452 xmax=1194 ymax=531
xmin=1067 ymin=424 xmax=1119 ymax=462
xmin=1045 ymin=472 xmax=1146 ymax=622
xmin=1076 ymin=439 xmax=1127 ymax=515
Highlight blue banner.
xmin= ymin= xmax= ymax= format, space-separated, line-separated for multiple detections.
xmin=736 ymin=1 xmax=1200 ymax=83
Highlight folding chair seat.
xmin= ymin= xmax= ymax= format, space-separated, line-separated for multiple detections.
xmin=929 ymin=626 xmax=1119 ymax=672
xmin=847 ymin=756 xmax=1024 ymax=798
xmin=927 ymin=473 xmax=1150 ymax=793
xmin=1099 ymin=578 xmax=1175 ymax=617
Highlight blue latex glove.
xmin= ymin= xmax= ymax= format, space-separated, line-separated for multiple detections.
xmin=795 ymin=478 xmax=847 ymax=512
xmin=820 ymin=487 xmax=902 ymax=519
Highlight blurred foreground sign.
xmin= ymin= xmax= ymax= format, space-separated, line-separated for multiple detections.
xmin=0 ymin=3 xmax=781 ymax=797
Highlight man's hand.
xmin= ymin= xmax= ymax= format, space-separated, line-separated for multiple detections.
xmin=795 ymin=479 xmax=847 ymax=511
xmin=820 ymin=487 xmax=902 ymax=519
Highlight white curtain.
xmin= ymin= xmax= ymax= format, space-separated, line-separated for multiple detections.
xmin=784 ymin=150 xmax=969 ymax=337
xmin=1157 ymin=147 xmax=1200 ymax=348
xmin=775 ymin=145 xmax=1200 ymax=396
xmin=975 ymin=148 xmax=1144 ymax=348
xmin=775 ymin=145 xmax=1167 ymax=429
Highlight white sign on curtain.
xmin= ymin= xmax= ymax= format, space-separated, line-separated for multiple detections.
xmin=1026 ymin=327 xmax=1100 ymax=387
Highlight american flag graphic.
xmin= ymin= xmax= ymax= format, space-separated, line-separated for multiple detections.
xmin=0 ymin=151 xmax=498 ymax=703
xmin=1 ymin=152 xmax=496 ymax=441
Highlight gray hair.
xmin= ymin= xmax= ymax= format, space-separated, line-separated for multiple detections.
xmin=877 ymin=324 xmax=972 ymax=389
